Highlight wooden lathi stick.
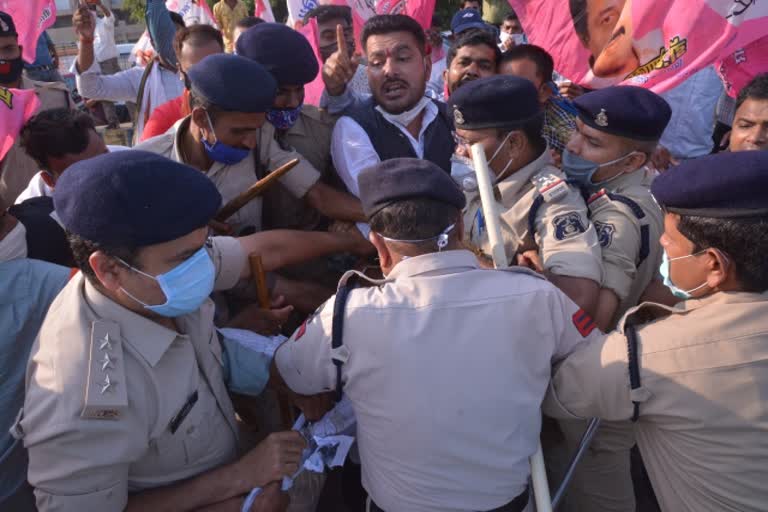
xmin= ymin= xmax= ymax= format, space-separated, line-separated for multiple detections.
xmin=248 ymin=253 xmax=271 ymax=309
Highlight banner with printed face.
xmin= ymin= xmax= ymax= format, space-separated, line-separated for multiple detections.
xmin=508 ymin=0 xmax=768 ymax=93
xmin=0 ymin=0 xmax=56 ymax=64
xmin=0 ymin=88 xmax=40 ymax=161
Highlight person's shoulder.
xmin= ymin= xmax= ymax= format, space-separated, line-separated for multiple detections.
xmin=0 ymin=258 xmax=69 ymax=297
xmin=134 ymin=127 xmax=176 ymax=154
xmin=300 ymin=104 xmax=337 ymax=126
xmin=531 ymin=163 xmax=586 ymax=207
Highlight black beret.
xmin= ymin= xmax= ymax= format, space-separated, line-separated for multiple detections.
xmin=574 ymin=86 xmax=671 ymax=141
xmin=652 ymin=151 xmax=768 ymax=218
xmin=54 ymin=151 xmax=222 ymax=247
xmin=235 ymin=23 xmax=319 ymax=86
xmin=359 ymin=158 xmax=466 ymax=218
xmin=449 ymin=75 xmax=542 ymax=131
xmin=187 ymin=53 xmax=277 ymax=113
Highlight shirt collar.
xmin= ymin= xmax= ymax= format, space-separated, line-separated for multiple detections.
xmin=83 ymin=276 xmax=178 ymax=367
xmin=386 ymin=249 xmax=479 ymax=280
xmin=603 ymin=165 xmax=653 ymax=191
xmin=170 ymin=115 xmax=255 ymax=178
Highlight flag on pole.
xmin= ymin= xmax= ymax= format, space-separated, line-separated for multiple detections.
xmin=254 ymin=0 xmax=276 ymax=22
xmin=508 ymin=0 xmax=768 ymax=93
xmin=0 ymin=88 xmax=41 ymax=161
xmin=287 ymin=0 xmax=320 ymax=29
xmin=0 ymin=0 xmax=56 ymax=64
xmin=298 ymin=18 xmax=325 ymax=106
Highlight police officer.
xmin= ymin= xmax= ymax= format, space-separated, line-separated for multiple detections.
xmin=545 ymin=150 xmax=768 ymax=512
xmin=137 ymin=53 xmax=363 ymax=235
xmin=563 ymin=85 xmax=671 ymax=331
xmin=0 ymin=11 xmax=73 ymax=206
xmin=16 ymin=151 xmax=372 ymax=511
xmin=272 ymin=158 xmax=602 ymax=512
xmin=449 ymin=75 xmax=603 ymax=314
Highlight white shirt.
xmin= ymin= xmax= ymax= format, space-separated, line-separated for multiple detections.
xmin=275 ymin=251 xmax=598 ymax=512
xmin=93 ymin=13 xmax=118 ymax=62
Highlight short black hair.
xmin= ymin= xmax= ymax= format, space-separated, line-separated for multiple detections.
xmin=504 ymin=11 xmax=519 ymax=22
xmin=173 ymin=24 xmax=224 ymax=60
xmin=446 ymin=29 xmax=501 ymax=68
xmin=569 ymin=0 xmax=589 ymax=45
xmin=498 ymin=115 xmax=546 ymax=156
xmin=169 ymin=11 xmax=185 ymax=28
xmin=305 ymin=5 xmax=352 ymax=25
xmin=236 ymin=16 xmax=265 ymax=30
xmin=188 ymin=90 xmax=223 ymax=120
xmin=68 ymin=232 xmax=141 ymax=283
xmin=19 ymin=108 xmax=96 ymax=170
xmin=369 ymin=198 xmax=460 ymax=251
xmin=361 ymin=14 xmax=426 ymax=53
xmin=677 ymin=214 xmax=768 ymax=293
xmin=499 ymin=44 xmax=554 ymax=83
xmin=461 ymin=0 xmax=482 ymax=11
xmin=735 ymin=73 xmax=768 ymax=112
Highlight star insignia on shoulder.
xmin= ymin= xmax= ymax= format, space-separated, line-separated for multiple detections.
xmin=99 ymin=333 xmax=112 ymax=351
xmin=101 ymin=353 xmax=115 ymax=372
xmin=595 ymin=108 xmax=609 ymax=127
xmin=100 ymin=374 xmax=114 ymax=394
xmin=453 ymin=106 xmax=465 ymax=126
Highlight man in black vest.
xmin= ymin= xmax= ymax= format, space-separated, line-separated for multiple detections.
xmin=329 ymin=14 xmax=455 ymax=221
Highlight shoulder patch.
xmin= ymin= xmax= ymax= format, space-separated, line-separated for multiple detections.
xmin=81 ymin=321 xmax=128 ymax=420
xmin=572 ymin=309 xmax=597 ymax=337
xmin=587 ymin=189 xmax=612 ymax=212
xmin=532 ymin=172 xmax=568 ymax=203
xmin=593 ymin=220 xmax=616 ymax=248
xmin=552 ymin=212 xmax=587 ymax=241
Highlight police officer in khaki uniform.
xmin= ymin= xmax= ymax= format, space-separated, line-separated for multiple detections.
xmin=449 ymin=75 xmax=603 ymax=314
xmin=273 ymin=158 xmax=602 ymax=512
xmin=545 ymin=150 xmax=768 ymax=512
xmin=16 ymin=151 xmax=373 ymax=511
xmin=563 ymin=85 xmax=671 ymax=331
xmin=136 ymin=53 xmax=363 ymax=236
xmin=0 ymin=11 xmax=73 ymax=206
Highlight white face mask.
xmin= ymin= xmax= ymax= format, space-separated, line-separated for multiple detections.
xmin=0 ymin=221 xmax=28 ymax=262
xmin=376 ymin=96 xmax=432 ymax=128
xmin=499 ymin=31 xmax=512 ymax=44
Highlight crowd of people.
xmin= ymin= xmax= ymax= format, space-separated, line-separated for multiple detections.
xmin=1 ymin=1 xmax=767 ymax=511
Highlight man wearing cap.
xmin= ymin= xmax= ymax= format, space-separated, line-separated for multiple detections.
xmin=137 ymin=53 xmax=363 ymax=235
xmin=450 ymin=8 xmax=496 ymax=37
xmin=0 ymin=11 xmax=73 ymax=206
xmin=545 ymin=150 xmax=768 ymax=512
xmin=450 ymin=76 xmax=602 ymax=313
xmin=272 ymin=157 xmax=601 ymax=512
xmin=236 ymin=22 xmax=357 ymax=231
xmin=16 ymin=151 xmax=372 ymax=511
xmin=563 ymin=86 xmax=671 ymax=331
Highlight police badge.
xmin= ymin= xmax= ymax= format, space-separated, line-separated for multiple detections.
xmin=552 ymin=213 xmax=587 ymax=241
xmin=594 ymin=221 xmax=615 ymax=248
xmin=595 ymin=108 xmax=609 ymax=127
xmin=453 ymin=106 xmax=465 ymax=126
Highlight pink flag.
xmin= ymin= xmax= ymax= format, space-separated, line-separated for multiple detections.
xmin=298 ymin=18 xmax=325 ymax=106
xmin=0 ymin=0 xmax=56 ymax=64
xmin=716 ymin=35 xmax=768 ymax=98
xmin=508 ymin=0 xmax=768 ymax=94
xmin=0 ymin=88 xmax=41 ymax=161
xmin=254 ymin=0 xmax=276 ymax=22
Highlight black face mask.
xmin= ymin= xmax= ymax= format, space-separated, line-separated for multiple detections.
xmin=0 ymin=56 xmax=23 ymax=85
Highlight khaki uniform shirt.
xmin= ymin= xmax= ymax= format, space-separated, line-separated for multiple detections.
xmin=19 ymin=237 xmax=246 ymax=512
xmin=136 ymin=116 xmax=321 ymax=234
xmin=213 ymin=0 xmax=249 ymax=53
xmin=586 ymin=168 xmax=663 ymax=326
xmin=544 ymin=292 xmax=768 ymax=512
xmin=0 ymin=77 xmax=72 ymax=205
xmin=463 ymin=150 xmax=603 ymax=283
xmin=276 ymin=250 xmax=601 ymax=512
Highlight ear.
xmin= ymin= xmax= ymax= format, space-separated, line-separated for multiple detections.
xmin=423 ymin=52 xmax=433 ymax=76
xmin=704 ymin=249 xmax=730 ymax=290
xmin=369 ymin=231 xmax=392 ymax=270
xmin=191 ymin=108 xmax=212 ymax=140
xmin=89 ymin=251 xmax=126 ymax=292
xmin=625 ymin=151 xmax=649 ymax=171
xmin=538 ymin=82 xmax=553 ymax=104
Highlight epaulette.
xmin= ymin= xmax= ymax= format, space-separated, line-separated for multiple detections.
xmin=587 ymin=189 xmax=612 ymax=212
xmin=81 ymin=321 xmax=128 ymax=420
xmin=531 ymin=171 xmax=569 ymax=203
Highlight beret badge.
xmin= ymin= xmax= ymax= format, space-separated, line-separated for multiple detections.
xmin=595 ymin=108 xmax=609 ymax=127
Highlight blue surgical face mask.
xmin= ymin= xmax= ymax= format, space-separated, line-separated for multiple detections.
xmin=267 ymin=105 xmax=302 ymax=131
xmin=561 ymin=149 xmax=637 ymax=190
xmin=201 ymin=111 xmax=250 ymax=165
xmin=659 ymin=249 xmax=710 ymax=300
xmin=119 ymin=246 xmax=215 ymax=317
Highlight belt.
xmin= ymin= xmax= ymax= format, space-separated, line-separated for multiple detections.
xmin=368 ymin=486 xmax=530 ymax=512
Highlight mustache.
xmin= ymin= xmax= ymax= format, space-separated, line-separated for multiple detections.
xmin=382 ymin=78 xmax=409 ymax=89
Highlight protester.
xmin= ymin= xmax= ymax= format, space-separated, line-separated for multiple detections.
xmin=213 ymin=0 xmax=248 ymax=53
xmin=425 ymin=14 xmax=448 ymax=100
xmin=0 ymin=196 xmax=70 ymax=512
xmin=330 ymin=14 xmax=456 ymax=210
xmin=272 ymin=157 xmax=601 ymax=512
xmin=498 ymin=45 xmax=578 ymax=153
xmin=22 ymin=31 xmax=61 ymax=83
xmin=72 ymin=1 xmax=184 ymax=141
xmin=17 ymin=150 xmax=371 ymax=511
xmin=233 ymin=16 xmax=264 ymax=48
xmin=450 ymin=75 xmax=602 ymax=313
xmin=451 ymin=8 xmax=492 ymax=36
xmin=90 ymin=0 xmax=121 ymax=128
xmin=545 ymin=150 xmax=768 ymax=512
xmin=461 ymin=0 xmax=482 ymax=13
xmin=0 ymin=11 xmax=73 ymax=206
xmin=141 ymin=24 xmax=225 ymax=141
xmin=729 ymin=73 xmax=768 ymax=152
xmin=443 ymin=29 xmax=500 ymax=100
